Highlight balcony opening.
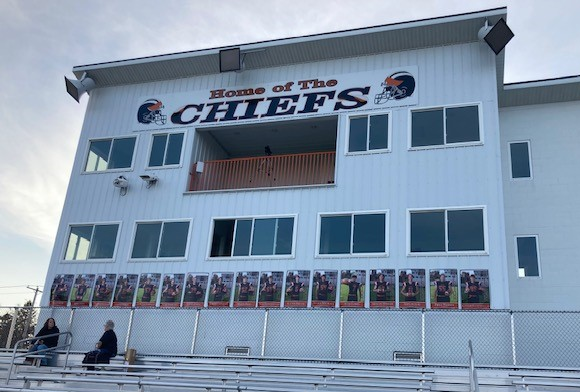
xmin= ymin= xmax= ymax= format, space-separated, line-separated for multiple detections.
xmin=189 ymin=116 xmax=337 ymax=191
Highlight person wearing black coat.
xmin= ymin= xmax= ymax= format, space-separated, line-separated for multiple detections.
xmin=82 ymin=319 xmax=118 ymax=370
xmin=27 ymin=318 xmax=60 ymax=365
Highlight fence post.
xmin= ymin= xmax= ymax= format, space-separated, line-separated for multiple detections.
xmin=421 ymin=309 xmax=426 ymax=362
xmin=261 ymin=309 xmax=269 ymax=357
xmin=510 ymin=311 xmax=517 ymax=366
xmin=5 ymin=308 xmax=18 ymax=349
xmin=338 ymin=310 xmax=344 ymax=360
xmin=125 ymin=308 xmax=135 ymax=353
xmin=190 ymin=309 xmax=200 ymax=355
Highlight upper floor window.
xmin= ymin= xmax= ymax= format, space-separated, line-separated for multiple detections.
xmin=409 ymin=207 xmax=486 ymax=254
xmin=85 ymin=137 xmax=137 ymax=172
xmin=410 ymin=104 xmax=481 ymax=148
xmin=516 ymin=235 xmax=540 ymax=277
xmin=509 ymin=141 xmax=532 ymax=179
xmin=65 ymin=223 xmax=119 ymax=260
xmin=347 ymin=113 xmax=390 ymax=153
xmin=210 ymin=216 xmax=295 ymax=258
xmin=148 ymin=133 xmax=184 ymax=167
xmin=318 ymin=212 xmax=388 ymax=256
xmin=131 ymin=220 xmax=190 ymax=259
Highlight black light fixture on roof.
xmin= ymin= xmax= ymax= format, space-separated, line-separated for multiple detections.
xmin=64 ymin=72 xmax=96 ymax=102
xmin=219 ymin=47 xmax=242 ymax=73
xmin=478 ymin=17 xmax=514 ymax=55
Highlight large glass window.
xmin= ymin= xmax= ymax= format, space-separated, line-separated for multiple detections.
xmin=210 ymin=217 xmax=295 ymax=258
xmin=411 ymin=105 xmax=480 ymax=148
xmin=65 ymin=224 xmax=119 ymax=260
xmin=319 ymin=212 xmax=387 ymax=255
xmin=516 ymin=236 xmax=540 ymax=277
xmin=410 ymin=208 xmax=485 ymax=253
xmin=131 ymin=221 xmax=190 ymax=259
xmin=148 ymin=133 xmax=184 ymax=167
xmin=85 ymin=137 xmax=137 ymax=172
xmin=509 ymin=141 xmax=532 ymax=179
xmin=348 ymin=114 xmax=389 ymax=152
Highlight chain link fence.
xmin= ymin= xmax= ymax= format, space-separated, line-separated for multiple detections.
xmin=1 ymin=306 xmax=579 ymax=368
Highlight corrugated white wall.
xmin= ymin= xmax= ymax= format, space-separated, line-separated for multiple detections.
xmin=43 ymin=42 xmax=510 ymax=308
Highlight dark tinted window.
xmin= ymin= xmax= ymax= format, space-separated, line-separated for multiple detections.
xmin=275 ymin=218 xmax=294 ymax=255
xmin=411 ymin=109 xmax=444 ymax=147
xmin=353 ymin=214 xmax=385 ymax=253
xmin=165 ymin=133 xmax=184 ymax=165
xmin=158 ymin=221 xmax=189 ymax=257
xmin=410 ymin=211 xmax=445 ymax=252
xmin=132 ymin=223 xmax=161 ymax=258
xmin=233 ymin=219 xmax=252 ymax=256
xmin=211 ymin=220 xmax=235 ymax=257
xmin=319 ymin=216 xmax=351 ymax=254
xmin=369 ymin=114 xmax=389 ymax=150
xmin=148 ymin=134 xmax=167 ymax=167
xmin=348 ymin=117 xmax=367 ymax=152
xmin=446 ymin=106 xmax=480 ymax=143
xmin=448 ymin=209 xmax=485 ymax=251
xmin=510 ymin=142 xmax=531 ymax=178
xmin=108 ymin=137 xmax=136 ymax=169
xmin=89 ymin=224 xmax=119 ymax=259
xmin=517 ymin=236 xmax=539 ymax=277
xmin=252 ymin=219 xmax=276 ymax=255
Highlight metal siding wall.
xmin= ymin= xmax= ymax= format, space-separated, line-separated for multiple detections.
xmin=44 ymin=42 xmax=509 ymax=309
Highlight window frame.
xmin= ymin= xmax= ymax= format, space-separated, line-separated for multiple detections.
xmin=61 ymin=221 xmax=121 ymax=263
xmin=514 ymin=235 xmax=541 ymax=278
xmin=146 ymin=131 xmax=186 ymax=169
xmin=508 ymin=140 xmax=533 ymax=180
xmin=207 ymin=214 xmax=298 ymax=260
xmin=82 ymin=135 xmax=138 ymax=173
xmin=129 ymin=218 xmax=192 ymax=262
xmin=344 ymin=110 xmax=392 ymax=155
xmin=408 ymin=102 xmax=484 ymax=150
xmin=407 ymin=206 xmax=488 ymax=256
xmin=315 ymin=210 xmax=390 ymax=258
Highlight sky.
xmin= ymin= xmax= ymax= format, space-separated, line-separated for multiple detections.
xmin=0 ymin=0 xmax=579 ymax=307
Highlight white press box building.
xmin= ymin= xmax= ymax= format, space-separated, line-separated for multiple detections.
xmin=44 ymin=5 xmax=580 ymax=325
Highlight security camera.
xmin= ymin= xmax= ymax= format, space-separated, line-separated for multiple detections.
xmin=113 ymin=176 xmax=128 ymax=188
xmin=139 ymin=174 xmax=158 ymax=188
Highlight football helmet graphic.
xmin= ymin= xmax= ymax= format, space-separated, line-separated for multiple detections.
xmin=374 ymin=72 xmax=416 ymax=104
xmin=137 ymin=99 xmax=167 ymax=125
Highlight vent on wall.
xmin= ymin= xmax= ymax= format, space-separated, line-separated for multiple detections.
xmin=225 ymin=346 xmax=251 ymax=356
xmin=393 ymin=351 xmax=423 ymax=362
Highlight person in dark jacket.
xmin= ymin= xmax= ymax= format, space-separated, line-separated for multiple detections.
xmin=27 ymin=318 xmax=60 ymax=365
xmin=82 ymin=319 xmax=118 ymax=370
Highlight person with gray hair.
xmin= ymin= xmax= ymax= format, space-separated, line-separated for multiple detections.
xmin=82 ymin=320 xmax=118 ymax=370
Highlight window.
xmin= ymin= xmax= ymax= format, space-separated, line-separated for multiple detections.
xmin=516 ymin=236 xmax=540 ymax=277
xmin=131 ymin=221 xmax=190 ymax=259
xmin=85 ymin=137 xmax=137 ymax=172
xmin=64 ymin=224 xmax=119 ymax=260
xmin=210 ymin=217 xmax=295 ymax=258
xmin=409 ymin=208 xmax=485 ymax=253
xmin=509 ymin=141 xmax=532 ymax=179
xmin=411 ymin=105 xmax=480 ymax=148
xmin=318 ymin=212 xmax=388 ymax=255
xmin=148 ymin=133 xmax=184 ymax=167
xmin=348 ymin=113 xmax=390 ymax=152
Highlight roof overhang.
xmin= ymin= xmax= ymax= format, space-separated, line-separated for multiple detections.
xmin=499 ymin=75 xmax=580 ymax=107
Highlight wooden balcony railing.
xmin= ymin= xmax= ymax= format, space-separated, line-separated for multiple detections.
xmin=189 ymin=151 xmax=335 ymax=191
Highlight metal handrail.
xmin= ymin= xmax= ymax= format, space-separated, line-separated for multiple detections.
xmin=6 ymin=331 xmax=73 ymax=384
xmin=468 ymin=340 xmax=480 ymax=392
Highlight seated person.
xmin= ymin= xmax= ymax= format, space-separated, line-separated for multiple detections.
xmin=82 ymin=319 xmax=118 ymax=370
xmin=27 ymin=318 xmax=60 ymax=365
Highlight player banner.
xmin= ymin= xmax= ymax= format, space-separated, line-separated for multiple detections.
xmin=312 ymin=270 xmax=337 ymax=308
xmin=461 ymin=269 xmax=490 ymax=309
xmin=70 ymin=274 xmax=95 ymax=307
xmin=160 ymin=273 xmax=184 ymax=308
xmin=430 ymin=269 xmax=458 ymax=309
xmin=399 ymin=269 xmax=426 ymax=309
xmin=258 ymin=271 xmax=283 ymax=308
xmin=136 ymin=273 xmax=161 ymax=308
xmin=112 ymin=274 xmax=137 ymax=308
xmin=370 ymin=269 xmax=395 ymax=308
xmin=92 ymin=274 xmax=116 ymax=307
xmin=340 ymin=270 xmax=365 ymax=308
xmin=284 ymin=270 xmax=309 ymax=308
xmin=234 ymin=271 xmax=259 ymax=308
xmin=208 ymin=272 xmax=233 ymax=307
xmin=183 ymin=273 xmax=208 ymax=308
xmin=49 ymin=274 xmax=74 ymax=307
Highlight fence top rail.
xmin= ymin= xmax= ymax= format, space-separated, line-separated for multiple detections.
xmin=196 ymin=151 xmax=336 ymax=165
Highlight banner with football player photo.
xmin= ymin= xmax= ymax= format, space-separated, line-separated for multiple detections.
xmin=339 ymin=270 xmax=366 ymax=308
xmin=112 ymin=274 xmax=138 ymax=308
xmin=429 ymin=269 xmax=458 ymax=309
xmin=160 ymin=273 xmax=184 ymax=308
xmin=92 ymin=274 xmax=116 ymax=307
xmin=370 ymin=269 xmax=395 ymax=308
xmin=70 ymin=274 xmax=95 ymax=307
xmin=135 ymin=273 xmax=161 ymax=307
xmin=258 ymin=271 xmax=283 ymax=308
xmin=312 ymin=270 xmax=337 ymax=308
xmin=234 ymin=271 xmax=259 ymax=308
xmin=49 ymin=274 xmax=74 ymax=307
xmin=399 ymin=269 xmax=426 ymax=308
xmin=182 ymin=273 xmax=208 ymax=308
xmin=208 ymin=272 xmax=233 ymax=307
xmin=284 ymin=270 xmax=310 ymax=308
xmin=460 ymin=269 xmax=490 ymax=309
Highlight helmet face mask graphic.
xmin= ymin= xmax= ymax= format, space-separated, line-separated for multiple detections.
xmin=374 ymin=72 xmax=416 ymax=105
xmin=137 ymin=99 xmax=167 ymax=125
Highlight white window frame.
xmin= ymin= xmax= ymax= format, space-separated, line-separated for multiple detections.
xmin=508 ymin=140 xmax=533 ymax=180
xmin=61 ymin=221 xmax=121 ymax=263
xmin=315 ymin=210 xmax=390 ymax=258
xmin=408 ymin=102 xmax=484 ymax=150
xmin=207 ymin=214 xmax=298 ymax=260
xmin=514 ymin=235 xmax=541 ymax=278
xmin=344 ymin=110 xmax=392 ymax=155
xmin=82 ymin=134 xmax=138 ymax=173
xmin=407 ymin=206 xmax=488 ymax=256
xmin=129 ymin=218 xmax=192 ymax=262
xmin=146 ymin=131 xmax=186 ymax=169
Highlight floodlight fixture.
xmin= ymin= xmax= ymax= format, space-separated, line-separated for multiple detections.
xmin=64 ymin=72 xmax=96 ymax=102
xmin=219 ymin=47 xmax=242 ymax=73
xmin=140 ymin=174 xmax=158 ymax=188
xmin=478 ymin=18 xmax=514 ymax=55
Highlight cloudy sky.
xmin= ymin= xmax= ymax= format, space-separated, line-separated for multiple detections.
xmin=0 ymin=0 xmax=578 ymax=307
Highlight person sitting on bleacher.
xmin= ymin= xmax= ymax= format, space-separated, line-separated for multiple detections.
xmin=26 ymin=317 xmax=60 ymax=365
xmin=82 ymin=319 xmax=118 ymax=370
